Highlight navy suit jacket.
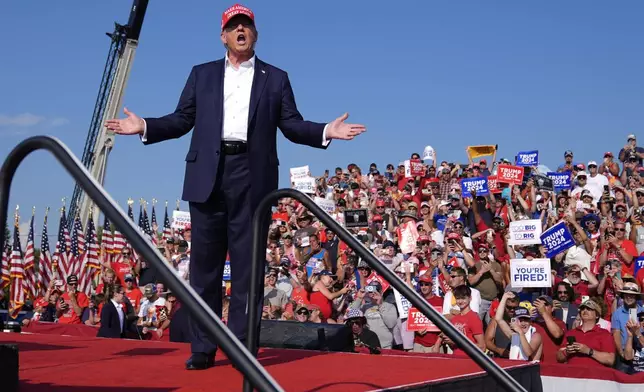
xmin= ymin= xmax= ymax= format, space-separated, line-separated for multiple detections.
xmin=97 ymin=301 xmax=125 ymax=339
xmin=144 ymin=57 xmax=328 ymax=205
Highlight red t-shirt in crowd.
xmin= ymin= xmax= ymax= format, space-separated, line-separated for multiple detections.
xmin=449 ymin=309 xmax=484 ymax=356
xmin=532 ymin=317 xmax=567 ymax=363
xmin=58 ymin=291 xmax=89 ymax=324
xmin=413 ymin=296 xmax=444 ymax=347
xmin=126 ymin=288 xmax=143 ymax=309
xmin=599 ymin=240 xmax=638 ymax=276
xmin=290 ymin=287 xmax=310 ymax=306
xmin=309 ymin=291 xmax=332 ymax=321
xmin=111 ymin=261 xmax=134 ymax=286
xmin=475 ymin=221 xmax=508 ymax=262
xmin=560 ymin=324 xmax=616 ymax=368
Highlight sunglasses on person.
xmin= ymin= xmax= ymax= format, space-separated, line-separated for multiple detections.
xmin=449 ymin=274 xmax=461 ymax=279
xmin=557 ymin=290 xmax=568 ymax=295
xmin=505 ymin=305 xmax=518 ymax=311
xmin=296 ymin=309 xmax=309 ymax=316
xmin=614 ymin=228 xmax=626 ymax=232
xmin=419 ymin=282 xmax=432 ymax=287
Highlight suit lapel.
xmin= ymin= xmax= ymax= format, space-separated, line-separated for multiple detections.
xmin=248 ymin=57 xmax=269 ymax=132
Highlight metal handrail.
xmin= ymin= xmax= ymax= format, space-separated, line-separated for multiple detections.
xmin=246 ymin=188 xmax=526 ymax=392
xmin=0 ymin=136 xmax=283 ymax=392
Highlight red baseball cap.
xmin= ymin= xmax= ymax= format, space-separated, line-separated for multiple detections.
xmin=221 ymin=4 xmax=255 ymax=30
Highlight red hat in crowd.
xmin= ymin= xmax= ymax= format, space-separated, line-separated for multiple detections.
xmin=221 ymin=4 xmax=255 ymax=30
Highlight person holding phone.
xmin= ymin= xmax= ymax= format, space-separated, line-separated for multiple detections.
xmin=623 ymin=311 xmax=644 ymax=373
xmin=611 ymin=282 xmax=644 ymax=373
xmin=557 ymin=299 xmax=616 ymax=367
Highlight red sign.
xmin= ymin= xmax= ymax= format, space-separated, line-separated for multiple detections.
xmin=406 ymin=306 xmax=442 ymax=332
xmin=366 ymin=272 xmax=390 ymax=293
xmin=496 ymin=164 xmax=524 ymax=185
xmin=405 ymin=159 xmax=425 ymax=178
xmin=487 ymin=175 xmax=499 ymax=193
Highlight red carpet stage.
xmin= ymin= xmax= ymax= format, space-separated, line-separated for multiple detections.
xmin=1 ymin=332 xmax=541 ymax=392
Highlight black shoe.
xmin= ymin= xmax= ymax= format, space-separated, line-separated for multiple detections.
xmin=185 ymin=353 xmax=214 ymax=370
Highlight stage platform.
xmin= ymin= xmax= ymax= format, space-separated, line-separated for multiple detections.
xmin=1 ymin=332 xmax=540 ymax=392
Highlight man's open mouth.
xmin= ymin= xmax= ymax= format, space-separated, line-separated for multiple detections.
xmin=237 ymin=33 xmax=246 ymax=44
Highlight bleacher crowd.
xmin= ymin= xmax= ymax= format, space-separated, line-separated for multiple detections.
xmin=3 ymin=134 xmax=644 ymax=375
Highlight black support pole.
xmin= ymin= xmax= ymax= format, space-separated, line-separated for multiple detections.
xmin=245 ymin=188 xmax=526 ymax=392
xmin=0 ymin=136 xmax=283 ymax=392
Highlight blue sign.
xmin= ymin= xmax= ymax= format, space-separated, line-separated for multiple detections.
xmin=460 ymin=177 xmax=489 ymax=197
xmin=540 ymin=222 xmax=575 ymax=258
xmin=634 ymin=257 xmax=644 ymax=278
xmin=223 ymin=260 xmax=231 ymax=281
xmin=516 ymin=150 xmax=539 ymax=167
xmin=547 ymin=172 xmax=572 ymax=191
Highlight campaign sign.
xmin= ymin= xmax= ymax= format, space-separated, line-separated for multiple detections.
xmin=533 ymin=174 xmax=554 ymax=192
xmin=394 ymin=290 xmax=412 ymax=320
xmin=516 ymin=150 xmax=539 ymax=167
xmin=508 ymin=219 xmax=543 ymax=245
xmin=487 ymin=175 xmax=501 ymax=193
xmin=344 ymin=209 xmax=369 ymax=228
xmin=407 ymin=306 xmax=442 ymax=332
xmin=366 ymin=271 xmax=390 ymax=293
xmin=460 ymin=177 xmax=489 ymax=197
xmin=547 ymin=172 xmax=572 ymax=191
xmin=634 ymin=256 xmax=644 ymax=278
xmin=223 ymin=260 xmax=231 ymax=281
xmin=404 ymin=159 xmax=425 ymax=178
xmin=497 ymin=164 xmax=525 ymax=185
xmin=510 ymin=258 xmax=551 ymax=288
xmin=540 ymin=222 xmax=575 ymax=258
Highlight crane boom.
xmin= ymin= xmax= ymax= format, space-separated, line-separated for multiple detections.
xmin=68 ymin=0 xmax=148 ymax=227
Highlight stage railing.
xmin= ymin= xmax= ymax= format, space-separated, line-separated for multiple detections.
xmin=247 ymin=189 xmax=526 ymax=392
xmin=0 ymin=136 xmax=283 ymax=392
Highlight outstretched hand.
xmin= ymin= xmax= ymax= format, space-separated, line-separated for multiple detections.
xmin=326 ymin=113 xmax=366 ymax=141
xmin=104 ymin=107 xmax=145 ymax=135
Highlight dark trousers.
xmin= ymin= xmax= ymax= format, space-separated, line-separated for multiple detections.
xmin=187 ymin=151 xmax=261 ymax=355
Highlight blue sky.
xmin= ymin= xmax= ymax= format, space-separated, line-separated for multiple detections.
xmin=2 ymin=0 xmax=643 ymax=238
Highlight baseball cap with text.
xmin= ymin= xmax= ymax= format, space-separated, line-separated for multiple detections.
xmin=221 ymin=4 xmax=255 ymax=30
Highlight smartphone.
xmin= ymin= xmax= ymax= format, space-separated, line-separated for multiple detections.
xmin=630 ymin=308 xmax=638 ymax=323
xmin=566 ymin=336 xmax=576 ymax=346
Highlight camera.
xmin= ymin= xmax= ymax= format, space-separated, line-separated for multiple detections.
xmin=365 ymin=285 xmax=376 ymax=293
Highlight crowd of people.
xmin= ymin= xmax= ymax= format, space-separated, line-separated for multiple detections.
xmin=4 ymin=134 xmax=644 ymax=376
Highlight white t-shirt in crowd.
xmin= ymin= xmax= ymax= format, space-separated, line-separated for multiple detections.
xmin=442 ymin=287 xmax=481 ymax=315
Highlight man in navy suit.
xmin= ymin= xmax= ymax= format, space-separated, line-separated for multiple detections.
xmin=106 ymin=4 xmax=365 ymax=369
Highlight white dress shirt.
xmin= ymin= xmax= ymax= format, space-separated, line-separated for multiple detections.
xmin=222 ymin=55 xmax=255 ymax=141
xmin=111 ymin=299 xmax=124 ymax=333
xmin=142 ymin=53 xmax=330 ymax=145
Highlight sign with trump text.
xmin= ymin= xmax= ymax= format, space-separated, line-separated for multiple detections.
xmin=460 ymin=177 xmax=489 ymax=197
xmin=547 ymin=172 xmax=572 ymax=191
xmin=497 ymin=164 xmax=524 ymax=185
xmin=516 ymin=150 xmax=539 ymax=166
xmin=540 ymin=221 xmax=574 ymax=258
xmin=508 ymin=219 xmax=542 ymax=245
xmin=510 ymin=258 xmax=551 ymax=288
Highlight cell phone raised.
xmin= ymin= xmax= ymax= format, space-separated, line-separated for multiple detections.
xmin=566 ymin=336 xmax=576 ymax=346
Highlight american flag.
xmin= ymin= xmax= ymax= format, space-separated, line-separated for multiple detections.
xmin=22 ymin=214 xmax=38 ymax=299
xmin=79 ymin=215 xmax=100 ymax=295
xmin=102 ymin=215 xmax=114 ymax=264
xmin=162 ymin=203 xmax=172 ymax=242
xmin=1 ymin=230 xmax=10 ymax=290
xmin=9 ymin=217 xmax=25 ymax=319
xmin=70 ymin=214 xmax=84 ymax=276
xmin=143 ymin=205 xmax=153 ymax=242
xmin=39 ymin=212 xmax=54 ymax=293
xmin=53 ymin=207 xmax=72 ymax=283
xmin=150 ymin=204 xmax=159 ymax=246
xmin=111 ymin=206 xmax=126 ymax=256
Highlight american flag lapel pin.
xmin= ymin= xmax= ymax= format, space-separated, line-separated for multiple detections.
xmin=261 ymin=69 xmax=265 ymax=74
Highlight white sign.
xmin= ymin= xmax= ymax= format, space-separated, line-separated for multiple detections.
xmin=422 ymin=145 xmax=435 ymax=162
xmin=293 ymin=177 xmax=316 ymax=194
xmin=394 ymin=289 xmax=413 ymax=320
xmin=171 ymin=210 xmax=191 ymax=230
xmin=289 ymin=166 xmax=310 ymax=180
xmin=508 ymin=219 xmax=543 ymax=245
xmin=314 ymin=197 xmax=335 ymax=215
xmin=510 ymin=258 xmax=551 ymax=288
